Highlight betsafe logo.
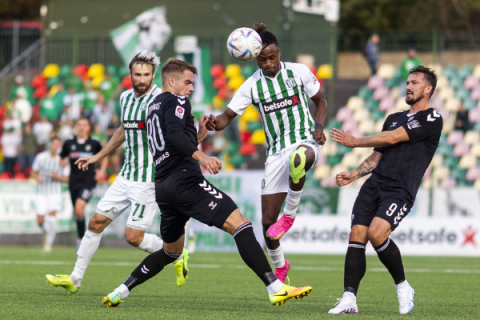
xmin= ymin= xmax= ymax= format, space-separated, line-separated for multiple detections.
xmin=123 ymin=120 xmax=145 ymax=130
xmin=262 ymin=94 xmax=300 ymax=114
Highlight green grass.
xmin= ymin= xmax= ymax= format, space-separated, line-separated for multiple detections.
xmin=0 ymin=246 xmax=479 ymax=319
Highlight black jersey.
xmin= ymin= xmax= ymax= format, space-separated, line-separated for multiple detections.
xmin=60 ymin=136 xmax=102 ymax=186
xmin=146 ymin=92 xmax=200 ymax=181
xmin=370 ymin=108 xmax=443 ymax=200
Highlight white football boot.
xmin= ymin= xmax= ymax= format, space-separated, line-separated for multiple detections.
xmin=328 ymin=291 xmax=359 ymax=314
xmin=396 ymin=280 xmax=415 ymax=314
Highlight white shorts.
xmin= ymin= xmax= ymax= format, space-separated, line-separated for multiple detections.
xmin=261 ymin=140 xmax=322 ymax=195
xmin=36 ymin=194 xmax=62 ymax=215
xmin=96 ymin=175 xmax=158 ymax=230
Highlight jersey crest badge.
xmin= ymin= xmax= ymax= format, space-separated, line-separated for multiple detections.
xmin=285 ymin=78 xmax=296 ymax=89
xmin=86 ymin=144 xmax=91 ymax=151
xmin=175 ymin=106 xmax=185 ymax=119
xmin=140 ymin=102 xmax=147 ymax=111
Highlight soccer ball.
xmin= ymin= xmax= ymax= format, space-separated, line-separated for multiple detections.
xmin=226 ymin=28 xmax=263 ymax=61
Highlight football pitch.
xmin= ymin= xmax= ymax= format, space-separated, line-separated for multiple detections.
xmin=0 ymin=246 xmax=478 ymax=319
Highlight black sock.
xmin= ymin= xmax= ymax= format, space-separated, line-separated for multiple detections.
xmin=126 ymin=247 xmax=180 ymax=291
xmin=344 ymin=241 xmax=366 ymax=295
xmin=374 ymin=238 xmax=405 ymax=285
xmin=233 ymin=222 xmax=276 ymax=286
xmin=76 ymin=218 xmax=86 ymax=239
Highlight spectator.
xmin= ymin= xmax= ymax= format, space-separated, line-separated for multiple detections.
xmin=12 ymin=91 xmax=32 ymax=124
xmin=2 ymin=111 xmax=22 ymax=135
xmin=365 ymin=34 xmax=380 ymax=76
xmin=399 ymin=48 xmax=422 ymax=96
xmin=1 ymin=127 xmax=21 ymax=177
xmin=59 ymin=107 xmax=74 ymax=141
xmin=9 ymin=75 xmax=34 ymax=105
xmin=33 ymin=116 xmax=53 ymax=148
xmin=63 ymin=87 xmax=84 ymax=120
xmin=92 ymin=93 xmax=113 ymax=133
xmin=454 ymin=104 xmax=471 ymax=133
xmin=19 ymin=123 xmax=38 ymax=173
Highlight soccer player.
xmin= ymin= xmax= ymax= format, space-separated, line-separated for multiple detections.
xmin=46 ymin=51 xmax=188 ymax=294
xmin=328 ymin=66 xmax=442 ymax=314
xmin=30 ymin=136 xmax=69 ymax=252
xmin=206 ymin=23 xmax=327 ymax=282
xmin=101 ymin=58 xmax=312 ymax=308
xmin=60 ymin=117 xmax=106 ymax=243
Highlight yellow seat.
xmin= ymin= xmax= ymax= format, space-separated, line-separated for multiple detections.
xmin=459 ymin=154 xmax=477 ymax=169
xmin=438 ymin=87 xmax=454 ymax=100
xmin=428 ymin=63 xmax=443 ymax=76
xmin=225 ymin=64 xmax=241 ymax=78
xmin=43 ymin=64 xmax=60 ymax=78
xmin=444 ymin=98 xmax=461 ymax=112
xmin=316 ymin=64 xmax=333 ymax=79
xmin=374 ymin=119 xmax=384 ymax=132
xmin=241 ymin=105 xmax=259 ymax=122
xmin=463 ymin=131 xmax=480 ymax=145
xmin=470 ymin=143 xmax=480 ymax=157
xmin=473 ymin=64 xmax=480 ymax=79
xmin=431 ymin=155 xmax=444 ymax=168
xmin=341 ymin=152 xmax=358 ymax=169
xmin=395 ymin=98 xmax=409 ymax=111
xmin=250 ymin=129 xmax=266 ymax=144
xmin=87 ymin=64 xmax=105 ymax=78
xmin=389 ymin=87 xmax=400 ymax=100
xmin=377 ymin=64 xmax=396 ymax=79
xmin=435 ymin=77 xmax=448 ymax=91
xmin=432 ymin=167 xmax=450 ymax=181
xmin=331 ymin=164 xmax=348 ymax=177
xmin=346 ymin=97 xmax=364 ymax=111
xmin=442 ymin=117 xmax=454 ymax=134
xmin=474 ymin=178 xmax=480 ymax=189
xmin=313 ymin=165 xmax=330 ymax=179
xmin=353 ymin=109 xmax=370 ymax=122
xmin=228 ymin=75 xmax=245 ymax=90
xmin=322 ymin=140 xmax=338 ymax=156
xmin=358 ymin=119 xmax=375 ymax=133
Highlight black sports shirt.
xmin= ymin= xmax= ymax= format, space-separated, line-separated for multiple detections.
xmin=60 ymin=136 xmax=102 ymax=187
xmin=370 ymin=108 xmax=443 ymax=200
xmin=146 ymin=92 xmax=200 ymax=181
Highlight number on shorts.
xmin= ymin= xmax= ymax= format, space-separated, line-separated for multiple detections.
xmin=147 ymin=113 xmax=165 ymax=154
xmin=133 ymin=203 xmax=146 ymax=219
xmin=386 ymin=203 xmax=398 ymax=216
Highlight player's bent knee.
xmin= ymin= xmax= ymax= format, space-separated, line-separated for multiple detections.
xmin=289 ymin=147 xmax=308 ymax=184
xmin=125 ymin=228 xmax=145 ymax=247
xmin=87 ymin=213 xmax=110 ymax=233
xmin=367 ymin=228 xmax=389 ymax=246
xmin=222 ymin=209 xmax=249 ymax=235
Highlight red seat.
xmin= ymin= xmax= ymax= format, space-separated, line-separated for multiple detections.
xmin=13 ymin=172 xmax=28 ymax=180
xmin=0 ymin=172 xmax=12 ymax=180
xmin=239 ymin=142 xmax=256 ymax=155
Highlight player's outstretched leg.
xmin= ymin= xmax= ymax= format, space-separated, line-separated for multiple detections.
xmin=102 ymin=239 xmax=183 ymax=307
xmin=266 ymin=146 xmax=315 ymax=240
xmin=225 ymin=210 xmax=312 ymax=306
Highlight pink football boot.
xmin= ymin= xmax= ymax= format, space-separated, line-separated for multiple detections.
xmin=274 ymin=259 xmax=290 ymax=284
xmin=266 ymin=215 xmax=295 ymax=240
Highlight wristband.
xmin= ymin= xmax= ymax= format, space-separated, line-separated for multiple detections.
xmin=315 ymin=123 xmax=324 ymax=131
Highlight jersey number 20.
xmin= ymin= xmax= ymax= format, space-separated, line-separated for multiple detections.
xmin=147 ymin=114 xmax=165 ymax=154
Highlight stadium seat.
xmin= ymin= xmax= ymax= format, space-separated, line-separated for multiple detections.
xmin=367 ymin=76 xmax=384 ymax=89
xmin=466 ymin=167 xmax=480 ymax=181
xmin=432 ymin=166 xmax=450 ymax=181
xmin=470 ymin=87 xmax=480 ymax=100
xmin=250 ymin=129 xmax=266 ymax=144
xmin=463 ymin=99 xmax=477 ymax=111
xmin=452 ymin=143 xmax=470 ymax=157
xmin=317 ymin=64 xmax=333 ymax=79
xmin=444 ymin=98 xmax=461 ymax=112
xmin=463 ymin=131 xmax=480 ymax=145
xmin=320 ymin=177 xmax=337 ymax=187
xmin=438 ymin=87 xmax=455 ymax=100
xmin=442 ymin=65 xmax=457 ymax=79
xmin=470 ymin=143 xmax=480 ymax=157
xmin=455 ymin=88 xmax=471 ymax=101
xmin=447 ymin=130 xmax=463 ymax=144
xmin=379 ymin=97 xmax=395 ymax=111
xmin=389 ymin=87 xmax=400 ymax=100
xmin=358 ymin=119 xmax=375 ymax=134
xmin=353 ymin=109 xmax=369 ymax=122
xmin=322 ymin=141 xmax=338 ymax=156
xmin=430 ymin=97 xmax=444 ymax=110
xmin=0 ymin=172 xmax=12 ymax=180
xmin=431 ymin=154 xmax=444 ymax=168
xmin=13 ymin=172 xmax=27 ymax=180
xmin=435 ymin=77 xmax=448 ymax=91
xmin=239 ymin=142 xmax=256 ymax=155
xmin=449 ymin=77 xmax=464 ymax=90
xmin=373 ymin=87 xmax=389 ymax=100
xmin=326 ymin=154 xmax=342 ymax=166
xmin=458 ymin=65 xmax=473 ymax=78
xmin=377 ymin=64 xmax=396 ymax=79
xmin=440 ymin=178 xmax=457 ymax=188
xmin=473 ymin=64 xmax=480 ymax=78
xmin=427 ymin=63 xmax=443 ymax=76
xmin=341 ymin=152 xmax=358 ymax=169
xmin=459 ymin=154 xmax=477 ymax=169
xmin=346 ymin=96 xmax=364 ymax=111
xmin=395 ymin=98 xmax=409 ymax=111
xmin=313 ymin=165 xmax=330 ymax=179
xmin=341 ymin=119 xmax=357 ymax=132
xmin=335 ymin=107 xmax=352 ymax=122
xmin=464 ymin=76 xmax=479 ymax=89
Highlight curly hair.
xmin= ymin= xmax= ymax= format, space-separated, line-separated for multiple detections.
xmin=252 ymin=23 xmax=279 ymax=48
xmin=409 ymin=66 xmax=438 ymax=98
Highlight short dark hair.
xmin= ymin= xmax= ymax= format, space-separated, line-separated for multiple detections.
xmin=161 ymin=58 xmax=198 ymax=84
xmin=50 ymin=136 xmax=61 ymax=143
xmin=76 ymin=116 xmax=91 ymax=127
xmin=253 ymin=23 xmax=279 ymax=48
xmin=409 ymin=66 xmax=437 ymax=98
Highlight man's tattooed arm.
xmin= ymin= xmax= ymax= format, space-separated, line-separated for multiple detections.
xmin=352 ymin=151 xmax=383 ymax=181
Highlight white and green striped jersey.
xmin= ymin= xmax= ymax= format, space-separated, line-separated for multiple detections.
xmin=32 ymin=151 xmax=70 ymax=195
xmin=228 ymin=62 xmax=320 ymax=156
xmin=118 ymin=85 xmax=162 ymax=182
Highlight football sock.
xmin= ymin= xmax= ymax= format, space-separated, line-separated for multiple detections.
xmin=44 ymin=215 xmax=57 ymax=246
xmin=128 ymin=247 xmax=180 ymax=290
xmin=344 ymin=241 xmax=366 ymax=295
xmin=76 ymin=218 xmax=86 ymax=239
xmin=284 ymin=188 xmax=303 ymax=218
xmin=233 ymin=222 xmax=278 ymax=289
xmin=267 ymin=244 xmax=285 ymax=268
xmin=374 ymin=238 xmax=406 ymax=285
xmin=71 ymin=230 xmax=102 ymax=284
xmin=138 ymin=233 xmax=164 ymax=253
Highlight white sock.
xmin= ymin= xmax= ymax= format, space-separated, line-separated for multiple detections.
xmin=267 ymin=245 xmax=285 ymax=268
xmin=138 ymin=233 xmax=163 ymax=253
xmin=395 ymin=279 xmax=410 ymax=291
xmin=115 ymin=283 xmax=130 ymax=300
xmin=44 ymin=216 xmax=57 ymax=246
xmin=284 ymin=188 xmax=303 ymax=218
xmin=70 ymin=230 xmax=103 ymax=284
xmin=267 ymin=280 xmax=284 ymax=295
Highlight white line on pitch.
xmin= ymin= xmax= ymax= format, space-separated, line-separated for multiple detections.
xmin=1 ymin=260 xmax=480 ymax=274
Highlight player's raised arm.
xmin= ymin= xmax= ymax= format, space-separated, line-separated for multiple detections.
xmin=330 ymin=126 xmax=410 ymax=148
xmin=335 ymin=151 xmax=383 ymax=187
xmin=206 ymin=108 xmax=237 ymax=131
xmin=76 ymin=123 xmax=126 ymax=170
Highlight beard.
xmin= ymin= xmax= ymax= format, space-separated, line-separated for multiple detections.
xmin=405 ymin=92 xmax=424 ymax=105
xmin=133 ymin=79 xmax=152 ymax=95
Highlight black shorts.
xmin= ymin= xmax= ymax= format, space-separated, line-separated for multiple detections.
xmin=69 ymin=183 xmax=94 ymax=207
xmin=351 ymin=179 xmax=413 ymax=231
xmin=156 ymin=168 xmax=238 ymax=243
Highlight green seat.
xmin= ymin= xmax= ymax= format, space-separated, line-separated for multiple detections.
xmin=106 ymin=64 xmax=118 ymax=76
xmin=451 ymin=168 xmax=467 ymax=180
xmin=449 ymin=77 xmax=463 ymax=90
xmin=458 ymin=65 xmax=473 ymax=78
xmin=464 ymin=99 xmax=477 ymax=111
xmin=227 ymin=142 xmax=240 ymax=155
xmin=364 ymin=98 xmax=380 ymax=112
xmin=442 ymin=65 xmax=457 ymax=79
xmin=47 ymin=76 xmax=60 ymax=87
xmin=436 ymin=144 xmax=454 ymax=156
xmin=371 ymin=110 xmax=385 ymax=122
xmin=326 ymin=155 xmax=342 ymax=166
xmin=229 ymin=154 xmax=245 ymax=167
xmin=59 ymin=65 xmax=71 ymax=78
xmin=358 ymin=87 xmax=374 ymax=100
xmin=474 ymin=122 xmax=480 ymax=132
xmin=327 ymin=120 xmax=342 ymax=130
xmin=337 ymin=145 xmax=352 ymax=156
xmin=247 ymin=121 xmax=263 ymax=132
xmin=444 ymin=156 xmax=460 ymax=169
xmin=117 ymin=66 xmax=129 ymax=78
xmin=455 ymin=88 xmax=471 ymax=101
xmin=241 ymin=65 xmax=255 ymax=78
xmin=385 ymin=77 xmax=400 ymax=89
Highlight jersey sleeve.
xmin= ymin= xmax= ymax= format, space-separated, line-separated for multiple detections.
xmin=402 ymin=109 xmax=443 ymax=144
xmin=93 ymin=140 xmax=103 ymax=153
xmin=373 ymin=116 xmax=391 ymax=154
xmin=59 ymin=140 xmax=69 ymax=159
xmin=227 ymin=77 xmax=254 ymax=116
xmin=164 ymin=95 xmax=191 ymax=128
xmin=295 ymin=63 xmax=321 ymax=98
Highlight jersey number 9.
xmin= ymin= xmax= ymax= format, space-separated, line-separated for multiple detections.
xmin=147 ymin=114 xmax=165 ymax=154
